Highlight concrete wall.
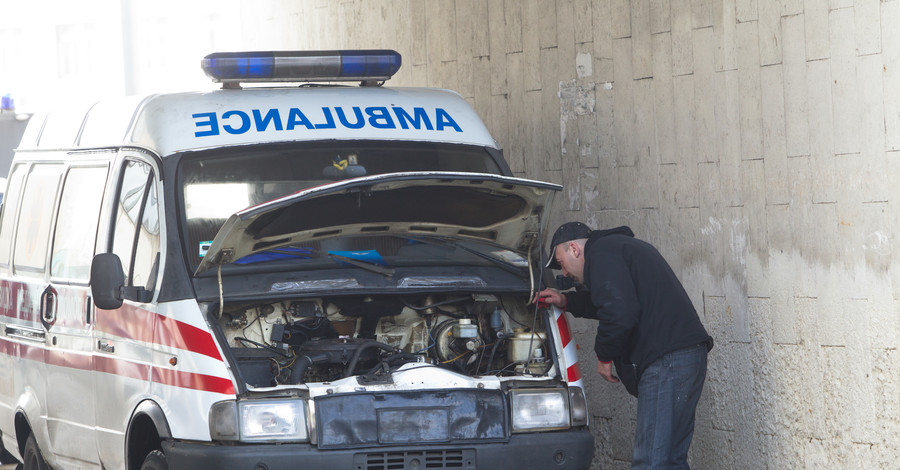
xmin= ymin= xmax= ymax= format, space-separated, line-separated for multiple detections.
xmin=238 ymin=1 xmax=900 ymax=467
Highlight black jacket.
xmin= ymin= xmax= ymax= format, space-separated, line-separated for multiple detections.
xmin=564 ymin=226 xmax=712 ymax=376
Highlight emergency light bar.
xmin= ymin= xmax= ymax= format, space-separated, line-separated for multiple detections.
xmin=201 ymin=50 xmax=402 ymax=86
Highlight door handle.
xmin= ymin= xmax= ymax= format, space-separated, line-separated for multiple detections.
xmin=40 ymin=285 xmax=57 ymax=330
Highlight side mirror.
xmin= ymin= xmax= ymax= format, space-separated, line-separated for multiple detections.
xmin=90 ymin=253 xmax=125 ymax=310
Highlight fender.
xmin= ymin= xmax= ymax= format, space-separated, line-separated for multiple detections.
xmin=126 ymin=399 xmax=172 ymax=442
xmin=125 ymin=400 xmax=172 ymax=469
xmin=14 ymin=387 xmax=44 ymax=458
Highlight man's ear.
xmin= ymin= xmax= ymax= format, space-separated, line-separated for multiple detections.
xmin=570 ymin=241 xmax=582 ymax=259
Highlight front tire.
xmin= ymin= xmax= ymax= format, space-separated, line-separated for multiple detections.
xmin=23 ymin=434 xmax=49 ymax=470
xmin=140 ymin=450 xmax=168 ymax=470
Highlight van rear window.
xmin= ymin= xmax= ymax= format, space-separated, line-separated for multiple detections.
xmin=14 ymin=164 xmax=63 ymax=273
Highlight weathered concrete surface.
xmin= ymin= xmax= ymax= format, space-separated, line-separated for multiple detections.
xmin=241 ymin=1 xmax=900 ymax=468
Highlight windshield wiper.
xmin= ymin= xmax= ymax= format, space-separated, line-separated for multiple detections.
xmin=233 ymin=246 xmax=314 ymax=265
xmin=328 ymin=253 xmax=395 ymax=278
xmin=399 ymin=236 xmax=525 ymax=275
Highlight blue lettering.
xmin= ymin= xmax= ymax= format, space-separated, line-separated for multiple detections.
xmin=435 ymin=108 xmax=462 ymax=132
xmin=336 ymin=107 xmax=365 ymax=129
xmin=194 ymin=106 xmax=463 ymax=136
xmin=193 ymin=112 xmax=219 ymax=137
xmin=365 ymin=107 xmax=396 ymax=129
xmin=253 ymin=109 xmax=283 ymax=131
xmin=222 ymin=110 xmax=251 ymax=134
xmin=392 ymin=107 xmax=433 ymax=130
xmin=314 ymin=107 xmax=336 ymax=129
xmin=286 ymin=108 xmax=315 ymax=130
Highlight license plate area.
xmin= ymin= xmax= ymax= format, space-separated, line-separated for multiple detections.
xmin=315 ymin=389 xmax=507 ymax=449
xmin=378 ymin=408 xmax=450 ymax=443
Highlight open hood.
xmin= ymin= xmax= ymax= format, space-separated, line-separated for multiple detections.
xmin=194 ymin=172 xmax=561 ymax=275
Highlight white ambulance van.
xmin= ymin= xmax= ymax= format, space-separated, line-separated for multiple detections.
xmin=0 ymin=50 xmax=592 ymax=470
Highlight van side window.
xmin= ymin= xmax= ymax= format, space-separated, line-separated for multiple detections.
xmin=14 ymin=164 xmax=63 ymax=273
xmin=112 ymin=160 xmax=159 ymax=288
xmin=0 ymin=164 xmax=27 ymax=267
xmin=51 ymin=166 xmax=109 ymax=281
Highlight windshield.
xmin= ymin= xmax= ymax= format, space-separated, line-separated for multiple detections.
xmin=179 ymin=141 xmax=503 ymax=267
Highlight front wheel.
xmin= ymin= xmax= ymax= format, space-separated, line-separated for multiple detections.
xmin=23 ymin=433 xmax=49 ymax=470
xmin=140 ymin=450 xmax=168 ymax=470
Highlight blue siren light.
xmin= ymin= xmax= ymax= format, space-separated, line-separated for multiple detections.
xmin=201 ymin=50 xmax=402 ymax=84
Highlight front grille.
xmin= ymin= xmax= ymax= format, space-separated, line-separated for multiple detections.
xmin=315 ymin=390 xmax=507 ymax=449
xmin=354 ymin=449 xmax=475 ymax=470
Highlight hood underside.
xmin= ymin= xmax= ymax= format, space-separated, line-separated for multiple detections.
xmin=195 ymin=172 xmax=560 ymax=275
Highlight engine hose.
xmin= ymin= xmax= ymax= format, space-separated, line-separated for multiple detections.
xmin=343 ymin=341 xmax=398 ymax=378
xmin=486 ymin=336 xmax=505 ymax=374
xmin=362 ymin=352 xmax=421 ymax=377
xmin=384 ymin=351 xmax=420 ymax=366
xmin=290 ymin=352 xmax=331 ymax=384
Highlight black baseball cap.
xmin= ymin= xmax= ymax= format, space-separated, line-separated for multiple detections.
xmin=545 ymin=221 xmax=592 ymax=269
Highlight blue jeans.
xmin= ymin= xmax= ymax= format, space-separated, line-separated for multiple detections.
xmin=632 ymin=343 xmax=708 ymax=469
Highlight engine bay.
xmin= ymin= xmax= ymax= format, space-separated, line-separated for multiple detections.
xmin=214 ymin=293 xmax=555 ymax=388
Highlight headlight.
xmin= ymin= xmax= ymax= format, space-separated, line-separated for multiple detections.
xmin=210 ymin=399 xmax=309 ymax=442
xmin=509 ymin=388 xmax=570 ymax=432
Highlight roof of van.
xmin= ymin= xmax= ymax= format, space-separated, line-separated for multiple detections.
xmin=16 ymin=86 xmax=499 ymax=157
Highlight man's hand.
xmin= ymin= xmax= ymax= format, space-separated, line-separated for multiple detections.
xmin=597 ymin=360 xmax=619 ymax=383
xmin=535 ymin=288 xmax=566 ymax=308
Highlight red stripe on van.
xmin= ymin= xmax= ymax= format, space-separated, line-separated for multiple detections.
xmin=46 ymin=349 xmax=94 ymax=371
xmin=154 ymin=312 xmax=223 ymax=361
xmin=152 ymin=367 xmax=236 ymax=395
xmin=0 ymin=280 xmax=222 ymax=363
xmin=555 ymin=312 xmax=572 ymax=347
xmin=95 ymin=304 xmax=223 ymax=362
xmin=0 ymin=281 xmax=36 ymax=322
xmin=1 ymin=337 xmax=233 ymax=395
xmin=95 ymin=305 xmax=150 ymax=344
xmin=19 ymin=341 xmax=44 ymax=363
xmin=93 ymin=355 xmax=150 ymax=381
xmin=0 ymin=337 xmax=14 ymax=356
xmin=567 ymin=363 xmax=582 ymax=383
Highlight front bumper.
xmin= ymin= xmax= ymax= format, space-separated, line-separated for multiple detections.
xmin=163 ymin=429 xmax=594 ymax=469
